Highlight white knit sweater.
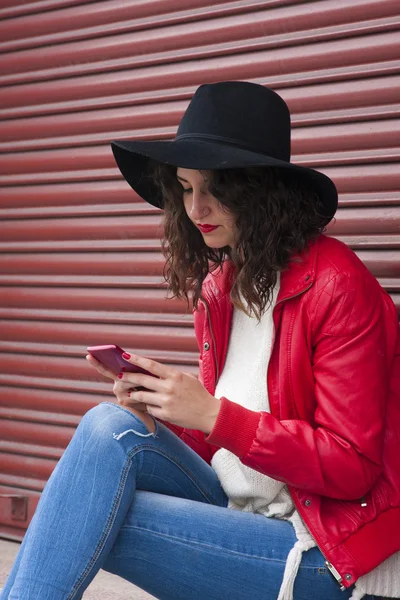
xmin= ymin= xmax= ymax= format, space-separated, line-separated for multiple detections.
xmin=211 ymin=281 xmax=400 ymax=599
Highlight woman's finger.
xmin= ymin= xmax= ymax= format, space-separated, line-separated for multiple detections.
xmin=121 ymin=352 xmax=173 ymax=380
xmin=86 ymin=354 xmax=117 ymax=381
xmin=117 ymin=371 xmax=164 ymax=392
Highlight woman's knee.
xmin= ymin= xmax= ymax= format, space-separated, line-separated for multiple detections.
xmin=79 ymin=402 xmax=155 ymax=442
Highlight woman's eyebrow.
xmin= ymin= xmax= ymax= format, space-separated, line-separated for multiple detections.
xmin=176 ymin=175 xmax=208 ymax=183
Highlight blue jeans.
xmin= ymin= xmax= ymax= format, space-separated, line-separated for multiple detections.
xmin=0 ymin=402 xmax=381 ymax=600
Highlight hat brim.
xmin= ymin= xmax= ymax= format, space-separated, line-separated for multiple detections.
xmin=111 ymin=139 xmax=338 ymax=221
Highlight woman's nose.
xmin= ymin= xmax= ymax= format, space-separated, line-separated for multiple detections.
xmin=190 ymin=191 xmax=210 ymax=220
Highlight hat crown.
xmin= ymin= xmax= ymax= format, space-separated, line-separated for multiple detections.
xmin=176 ymin=81 xmax=291 ymax=162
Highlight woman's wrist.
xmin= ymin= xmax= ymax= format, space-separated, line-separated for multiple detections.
xmin=201 ymin=395 xmax=221 ymax=434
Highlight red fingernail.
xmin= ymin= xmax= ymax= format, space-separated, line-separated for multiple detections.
xmin=122 ymin=352 xmax=131 ymax=360
xmin=118 ymin=373 xmax=123 ymax=379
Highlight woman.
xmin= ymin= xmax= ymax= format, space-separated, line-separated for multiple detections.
xmin=1 ymin=82 xmax=399 ymax=600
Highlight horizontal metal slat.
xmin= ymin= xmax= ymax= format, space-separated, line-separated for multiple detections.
xmin=353 ymin=250 xmax=400 ymax=278
xmin=6 ymin=194 xmax=398 ymax=219
xmin=0 ymin=203 xmax=157 ymax=220
xmin=0 ymin=168 xmax=118 ymax=186
xmin=0 ymin=341 xmax=198 ymax=365
xmin=294 ymin=102 xmax=400 ymax=126
xmin=0 ymin=286 xmax=188 ymax=314
xmin=300 ymin=147 xmax=400 ymax=167
xmin=0 ymin=252 xmax=164 ymax=276
xmin=0 ymin=182 xmax=138 ymax=209
xmin=2 ymin=98 xmax=400 ymax=153
xmin=0 ymin=366 xmax=198 ymax=395
xmin=0 ymin=127 xmax=171 ymax=154
xmin=0 ymin=472 xmax=49 ymax=492
xmin=0 ymin=0 xmax=99 ymax=20
xmin=1 ymin=208 xmax=398 ymax=242
xmin=1 ymin=30 xmax=399 ymax=112
xmin=0 ymin=353 xmax=120 ymax=384
xmin=3 ymin=233 xmax=398 ymax=253
xmin=1 ymin=187 xmax=399 ymax=214
xmin=0 ymin=440 xmax=64 ymax=461
xmin=323 ymin=163 xmax=400 ymax=193
xmin=0 ymin=275 xmax=168 ymax=287
xmin=0 ymin=386 xmax=102 ymax=418
xmin=2 ymin=3 xmax=399 ymax=85
xmin=0 ymin=419 xmax=74 ymax=450
xmin=328 ymin=207 xmax=400 ymax=236
xmin=338 ymin=191 xmax=400 ymax=207
xmin=0 ymin=102 xmax=184 ymax=146
xmin=1 ymin=164 xmax=400 ymax=196
xmin=0 ymin=241 xmax=161 ymax=252
xmin=0 ymin=369 xmax=196 ymax=398
xmin=0 ymin=453 xmax=56 ymax=482
xmin=1 ymin=73 xmax=399 ymax=123
xmin=0 ymin=0 xmax=285 ymax=50
xmin=333 ymin=235 xmax=400 ymax=248
xmin=0 ymin=368 xmax=131 ymax=396
xmin=1 ymin=57 xmax=399 ymax=128
xmin=0 ymin=356 xmax=198 ymax=391
xmin=0 ymin=232 xmax=398 ymax=253
xmin=2 ymin=117 xmax=400 ymax=169
xmin=0 ymin=320 xmax=197 ymax=351
xmin=0 ymin=214 xmax=164 ymax=241
xmin=0 ymin=308 xmax=194 ymax=327
xmin=3 ymin=140 xmax=400 ymax=169
xmin=0 ymin=406 xmax=82 ymax=428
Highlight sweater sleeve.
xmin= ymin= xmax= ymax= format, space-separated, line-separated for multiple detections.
xmin=206 ymin=271 xmax=398 ymax=499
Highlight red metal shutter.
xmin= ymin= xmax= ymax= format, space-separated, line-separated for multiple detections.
xmin=1 ymin=0 xmax=399 ymax=540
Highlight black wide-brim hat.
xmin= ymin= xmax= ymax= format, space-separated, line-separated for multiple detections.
xmin=111 ymin=81 xmax=338 ymax=221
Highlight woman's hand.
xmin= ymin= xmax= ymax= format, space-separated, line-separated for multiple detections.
xmin=85 ymin=353 xmax=148 ymax=413
xmin=117 ymin=353 xmax=221 ymax=433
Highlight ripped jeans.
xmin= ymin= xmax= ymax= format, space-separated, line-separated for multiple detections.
xmin=0 ymin=402 xmax=381 ymax=600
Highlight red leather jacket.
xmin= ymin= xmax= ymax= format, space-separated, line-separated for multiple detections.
xmin=166 ymin=235 xmax=400 ymax=589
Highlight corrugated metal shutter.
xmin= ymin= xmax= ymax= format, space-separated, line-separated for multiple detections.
xmin=1 ymin=0 xmax=399 ymax=540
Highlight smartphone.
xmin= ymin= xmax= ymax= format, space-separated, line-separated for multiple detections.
xmin=87 ymin=344 xmax=155 ymax=379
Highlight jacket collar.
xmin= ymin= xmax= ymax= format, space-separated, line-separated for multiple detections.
xmin=202 ymin=236 xmax=321 ymax=303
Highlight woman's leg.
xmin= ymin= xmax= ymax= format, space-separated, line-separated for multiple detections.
xmin=103 ymin=490 xmax=358 ymax=600
xmin=0 ymin=402 xmax=226 ymax=600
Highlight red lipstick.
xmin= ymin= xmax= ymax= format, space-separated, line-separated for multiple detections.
xmin=197 ymin=224 xmax=219 ymax=233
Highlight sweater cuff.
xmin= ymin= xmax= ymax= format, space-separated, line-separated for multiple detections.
xmin=205 ymin=396 xmax=262 ymax=458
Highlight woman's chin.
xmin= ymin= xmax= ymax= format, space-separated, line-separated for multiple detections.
xmin=202 ymin=234 xmax=234 ymax=249
xmin=204 ymin=241 xmax=230 ymax=249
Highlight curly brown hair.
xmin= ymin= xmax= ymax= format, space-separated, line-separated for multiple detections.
xmin=150 ymin=163 xmax=328 ymax=320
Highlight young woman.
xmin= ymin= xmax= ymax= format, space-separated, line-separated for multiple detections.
xmin=1 ymin=82 xmax=399 ymax=600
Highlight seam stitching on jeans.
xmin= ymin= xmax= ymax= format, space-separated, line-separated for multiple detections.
xmin=120 ymin=525 xmax=289 ymax=563
xmin=129 ymin=444 xmax=220 ymax=505
xmin=67 ymin=455 xmax=132 ymax=599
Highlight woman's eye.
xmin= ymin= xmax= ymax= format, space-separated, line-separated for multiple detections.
xmin=182 ymin=188 xmax=192 ymax=195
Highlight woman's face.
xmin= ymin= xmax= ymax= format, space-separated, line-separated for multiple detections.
xmin=176 ymin=167 xmax=237 ymax=249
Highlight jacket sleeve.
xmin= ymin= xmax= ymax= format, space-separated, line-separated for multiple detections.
xmin=206 ymin=270 xmax=398 ymax=499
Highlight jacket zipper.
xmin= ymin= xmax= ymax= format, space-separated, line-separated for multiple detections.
xmin=200 ymin=295 xmax=220 ymax=382
xmin=201 ymin=279 xmax=348 ymax=589
xmin=289 ymin=490 xmax=347 ymax=589
xmin=270 ymin=281 xmax=313 ymax=346
xmin=273 ymin=280 xmax=348 ymax=589
xmin=325 ymin=561 xmax=345 ymax=590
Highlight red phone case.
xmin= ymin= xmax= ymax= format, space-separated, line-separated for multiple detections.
xmin=87 ymin=345 xmax=154 ymax=378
